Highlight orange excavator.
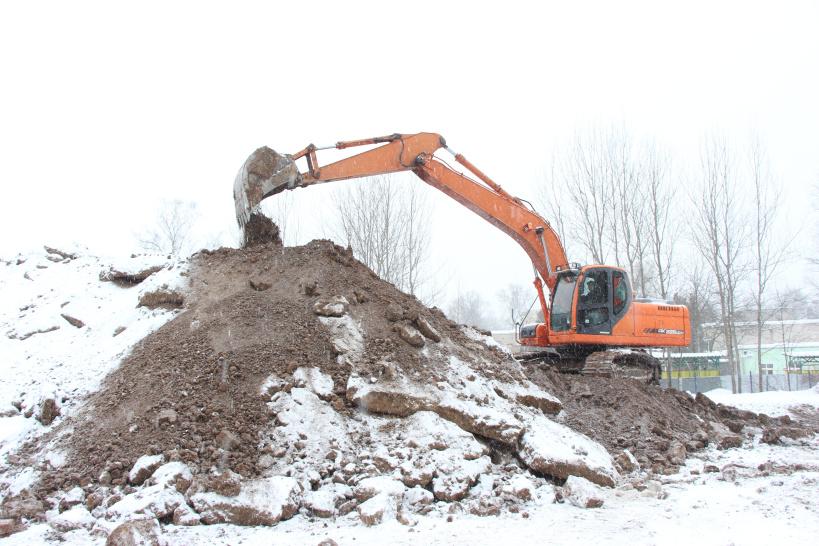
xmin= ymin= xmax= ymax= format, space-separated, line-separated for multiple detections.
xmin=234 ymin=132 xmax=690 ymax=383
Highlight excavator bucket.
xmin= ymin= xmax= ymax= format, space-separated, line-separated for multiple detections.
xmin=233 ymin=146 xmax=302 ymax=230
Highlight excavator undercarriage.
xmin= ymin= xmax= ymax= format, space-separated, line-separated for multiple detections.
xmin=514 ymin=347 xmax=662 ymax=384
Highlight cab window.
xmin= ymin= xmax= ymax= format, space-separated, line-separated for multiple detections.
xmin=612 ymin=270 xmax=628 ymax=315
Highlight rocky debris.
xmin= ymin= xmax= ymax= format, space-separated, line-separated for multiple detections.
xmin=761 ymin=425 xmax=810 ymax=445
xmin=172 ymin=504 xmax=200 ymax=526
xmin=44 ymin=245 xmax=78 ymax=261
xmin=358 ymin=493 xmax=395 ymax=526
xmin=0 ymin=518 xmax=18 ymax=537
xmin=519 ymin=415 xmax=617 ymax=487
xmin=384 ymin=303 xmax=404 ymax=322
xmin=395 ymin=323 xmax=425 ymax=348
xmin=313 ymin=295 xmax=349 ymax=317
xmin=189 ymin=476 xmax=300 ymax=526
xmin=37 ymin=397 xmax=61 ymax=425
xmin=415 ymin=316 xmax=441 ymax=342
xmin=0 ymin=496 xmax=45 ymax=521
xmin=58 ymin=486 xmax=86 ymax=511
xmin=100 ymin=266 xmax=164 ymax=286
xmin=248 ymin=278 xmax=272 ymax=291
xmin=60 ymin=313 xmax=85 ymax=328
xmin=49 ymin=505 xmax=96 ymax=532
xmin=560 ymin=475 xmax=605 ymax=508
xmin=8 ymin=325 xmax=59 ymax=340
xmin=113 ymin=326 xmax=127 ymax=336
xmin=155 ymin=409 xmax=178 ymax=428
xmin=129 ymin=454 xmax=165 ymax=485
xmin=138 ymin=289 xmax=184 ymax=309
xmin=293 ymin=367 xmax=334 ymax=398
xmin=106 ymin=518 xmax=164 ymax=546
xmin=242 ymin=212 xmax=282 ymax=248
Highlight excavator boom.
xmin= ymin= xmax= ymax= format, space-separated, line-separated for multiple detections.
xmin=234 ymin=133 xmax=568 ymax=293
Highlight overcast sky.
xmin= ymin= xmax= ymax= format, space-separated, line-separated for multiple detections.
xmin=1 ymin=1 xmax=817 ymax=320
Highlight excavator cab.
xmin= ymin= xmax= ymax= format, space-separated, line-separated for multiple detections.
xmin=549 ymin=265 xmax=631 ymax=335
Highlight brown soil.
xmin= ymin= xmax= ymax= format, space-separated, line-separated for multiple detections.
xmin=524 ymin=367 xmax=814 ymax=474
xmin=242 ymin=213 xmax=282 ymax=247
xmin=38 ymin=235 xmax=517 ymax=493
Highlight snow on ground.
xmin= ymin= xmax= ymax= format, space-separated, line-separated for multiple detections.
xmin=2 ymin=247 xmax=819 ymax=545
xmin=0 ymin=247 xmax=187 ymax=489
xmin=705 ymin=386 xmax=819 ymax=417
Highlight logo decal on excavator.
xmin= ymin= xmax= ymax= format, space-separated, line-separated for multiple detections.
xmin=643 ymin=328 xmax=684 ymax=335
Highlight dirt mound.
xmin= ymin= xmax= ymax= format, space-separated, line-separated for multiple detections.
xmin=35 ymin=236 xmax=532 ymax=491
xmin=524 ymin=367 xmax=811 ymax=474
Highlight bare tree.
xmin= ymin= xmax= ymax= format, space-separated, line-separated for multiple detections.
xmin=448 ymin=289 xmax=491 ymax=330
xmin=496 ymin=283 xmax=531 ymax=329
xmin=139 ymin=199 xmax=199 ymax=257
xmin=749 ymin=136 xmax=787 ymax=391
xmin=556 ymin=127 xmax=614 ymax=264
xmin=690 ymin=135 xmax=749 ymax=393
xmin=333 ymin=175 xmax=431 ymax=297
xmin=644 ymin=142 xmax=676 ymax=299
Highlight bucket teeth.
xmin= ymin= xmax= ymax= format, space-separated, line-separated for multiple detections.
xmin=234 ymin=146 xmax=301 ymax=229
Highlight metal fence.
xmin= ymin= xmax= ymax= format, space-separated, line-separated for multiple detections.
xmin=662 ymin=371 xmax=817 ymax=394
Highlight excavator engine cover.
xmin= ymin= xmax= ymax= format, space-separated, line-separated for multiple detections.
xmin=234 ymin=146 xmax=302 ymax=230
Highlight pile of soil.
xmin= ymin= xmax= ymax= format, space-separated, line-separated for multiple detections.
xmin=37 ymin=233 xmax=519 ymax=493
xmin=525 ymin=367 xmax=816 ymax=474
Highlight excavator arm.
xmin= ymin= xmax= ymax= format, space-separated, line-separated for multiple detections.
xmin=234 ymin=132 xmax=569 ymax=298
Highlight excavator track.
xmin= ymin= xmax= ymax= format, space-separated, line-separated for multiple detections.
xmin=581 ymin=350 xmax=661 ymax=384
xmin=515 ymin=348 xmax=661 ymax=385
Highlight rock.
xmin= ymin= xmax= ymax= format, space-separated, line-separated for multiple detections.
xmin=468 ymin=496 xmax=502 ymax=516
xmin=395 ymin=323 xmax=425 ymax=348
xmin=138 ymin=289 xmax=184 ymax=310
xmin=518 ymin=416 xmax=617 ymax=487
xmin=718 ymin=435 xmax=743 ymax=450
xmin=248 ymin=279 xmax=271 ymax=291
xmin=313 ymin=296 xmax=349 ymax=317
xmin=172 ymin=504 xmax=200 ymax=526
xmin=434 ymin=402 xmax=524 ymax=447
xmin=60 ymin=313 xmax=85 ymax=328
xmin=0 ymin=518 xmax=17 ymax=538
xmin=105 ymin=518 xmax=164 ymax=546
xmin=507 ymin=475 xmax=535 ymax=501
xmin=561 ymin=476 xmax=605 ymax=508
xmin=128 ymin=454 xmax=165 ymax=485
xmin=704 ymin=464 xmax=720 ymax=473
xmin=303 ymin=489 xmax=337 ymax=518
xmin=37 ymin=398 xmax=60 ymax=425
xmin=432 ymin=475 xmax=472 ymax=502
xmin=148 ymin=462 xmax=193 ymax=492
xmin=667 ymin=441 xmax=687 ymax=466
xmin=58 ymin=486 xmax=86 ymax=512
xmin=100 ymin=266 xmax=163 ymax=286
xmin=189 ymin=476 xmax=300 ymax=526
xmin=358 ymin=493 xmax=393 ymax=526
xmin=615 ymin=450 xmax=639 ymax=473
xmin=106 ymin=484 xmax=186 ymax=520
xmin=2 ymin=497 xmax=44 ymax=520
xmin=86 ymin=491 xmax=105 ymax=511
xmin=385 ymin=304 xmax=404 ymax=322
xmin=318 ymin=540 xmax=338 ymax=546
xmin=515 ymin=390 xmax=562 ymax=415
xmin=156 ymin=409 xmax=178 ymax=428
xmin=49 ymin=505 xmax=96 ymax=532
xmin=399 ymin=462 xmax=434 ymax=488
xmin=44 ymin=245 xmax=77 ymax=260
xmin=403 ymin=486 xmax=434 ymax=508
xmin=205 ymin=470 xmax=242 ymax=497
xmin=414 ymin=316 xmax=441 ymax=342
xmin=354 ymin=477 xmax=406 ymax=502
xmin=113 ymin=326 xmax=127 ymax=337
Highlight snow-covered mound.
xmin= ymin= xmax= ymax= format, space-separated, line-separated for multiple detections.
xmin=0 ymin=246 xmax=188 ymax=484
xmin=704 ymin=387 xmax=819 ymax=418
